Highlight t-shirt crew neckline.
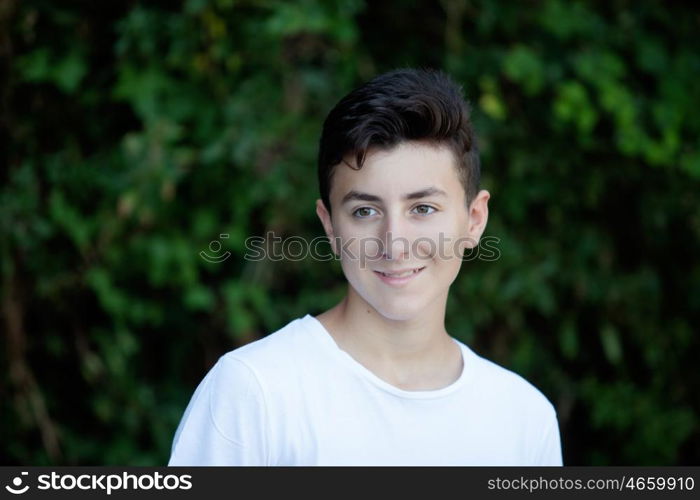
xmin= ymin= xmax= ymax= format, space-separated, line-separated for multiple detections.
xmin=302 ymin=314 xmax=472 ymax=400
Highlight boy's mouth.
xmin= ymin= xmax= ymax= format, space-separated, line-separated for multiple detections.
xmin=373 ymin=266 xmax=426 ymax=282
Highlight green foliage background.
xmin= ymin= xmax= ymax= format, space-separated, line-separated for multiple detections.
xmin=1 ymin=0 xmax=698 ymax=465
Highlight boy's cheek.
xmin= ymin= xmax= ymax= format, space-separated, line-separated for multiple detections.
xmin=419 ymin=231 xmax=465 ymax=260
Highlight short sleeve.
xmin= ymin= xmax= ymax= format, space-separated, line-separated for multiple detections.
xmin=168 ymin=354 xmax=269 ymax=466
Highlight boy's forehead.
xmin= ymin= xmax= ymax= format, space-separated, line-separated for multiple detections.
xmin=330 ymin=142 xmax=462 ymax=200
xmin=346 ymin=140 xmax=454 ymax=166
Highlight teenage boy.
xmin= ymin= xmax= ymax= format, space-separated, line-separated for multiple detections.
xmin=168 ymin=68 xmax=563 ymax=466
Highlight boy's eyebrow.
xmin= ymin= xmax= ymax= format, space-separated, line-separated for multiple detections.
xmin=404 ymin=187 xmax=448 ymax=200
xmin=341 ymin=187 xmax=447 ymax=204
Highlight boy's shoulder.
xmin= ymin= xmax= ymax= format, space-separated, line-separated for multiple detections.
xmin=217 ymin=314 xmax=320 ymax=377
xmin=460 ymin=341 xmax=556 ymax=417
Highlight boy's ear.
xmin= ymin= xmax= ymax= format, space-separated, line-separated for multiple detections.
xmin=315 ymin=199 xmax=338 ymax=255
xmin=461 ymin=189 xmax=490 ymax=251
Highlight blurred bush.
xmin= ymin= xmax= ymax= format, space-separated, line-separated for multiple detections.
xmin=1 ymin=0 xmax=698 ymax=465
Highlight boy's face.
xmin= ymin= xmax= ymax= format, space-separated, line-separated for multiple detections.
xmin=316 ymin=140 xmax=490 ymax=322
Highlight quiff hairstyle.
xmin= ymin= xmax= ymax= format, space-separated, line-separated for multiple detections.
xmin=317 ymin=68 xmax=481 ymax=213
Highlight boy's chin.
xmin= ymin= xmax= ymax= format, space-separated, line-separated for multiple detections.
xmin=346 ymin=281 xmax=437 ymax=322
xmin=368 ymin=301 xmax=429 ymax=323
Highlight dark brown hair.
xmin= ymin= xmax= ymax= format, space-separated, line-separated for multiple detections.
xmin=317 ymin=68 xmax=480 ymax=212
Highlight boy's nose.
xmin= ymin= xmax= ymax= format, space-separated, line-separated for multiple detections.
xmin=380 ymin=215 xmax=411 ymax=261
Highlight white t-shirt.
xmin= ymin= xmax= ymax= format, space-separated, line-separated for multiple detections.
xmin=168 ymin=314 xmax=563 ymax=466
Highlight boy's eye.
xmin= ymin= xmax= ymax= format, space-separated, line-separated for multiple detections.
xmin=412 ymin=204 xmax=436 ymax=215
xmin=353 ymin=207 xmax=377 ymax=218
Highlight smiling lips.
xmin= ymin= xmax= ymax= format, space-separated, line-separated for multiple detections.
xmin=373 ymin=266 xmax=426 ymax=285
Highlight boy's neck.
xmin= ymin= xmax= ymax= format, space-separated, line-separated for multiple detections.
xmin=315 ymin=288 xmax=463 ymax=391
